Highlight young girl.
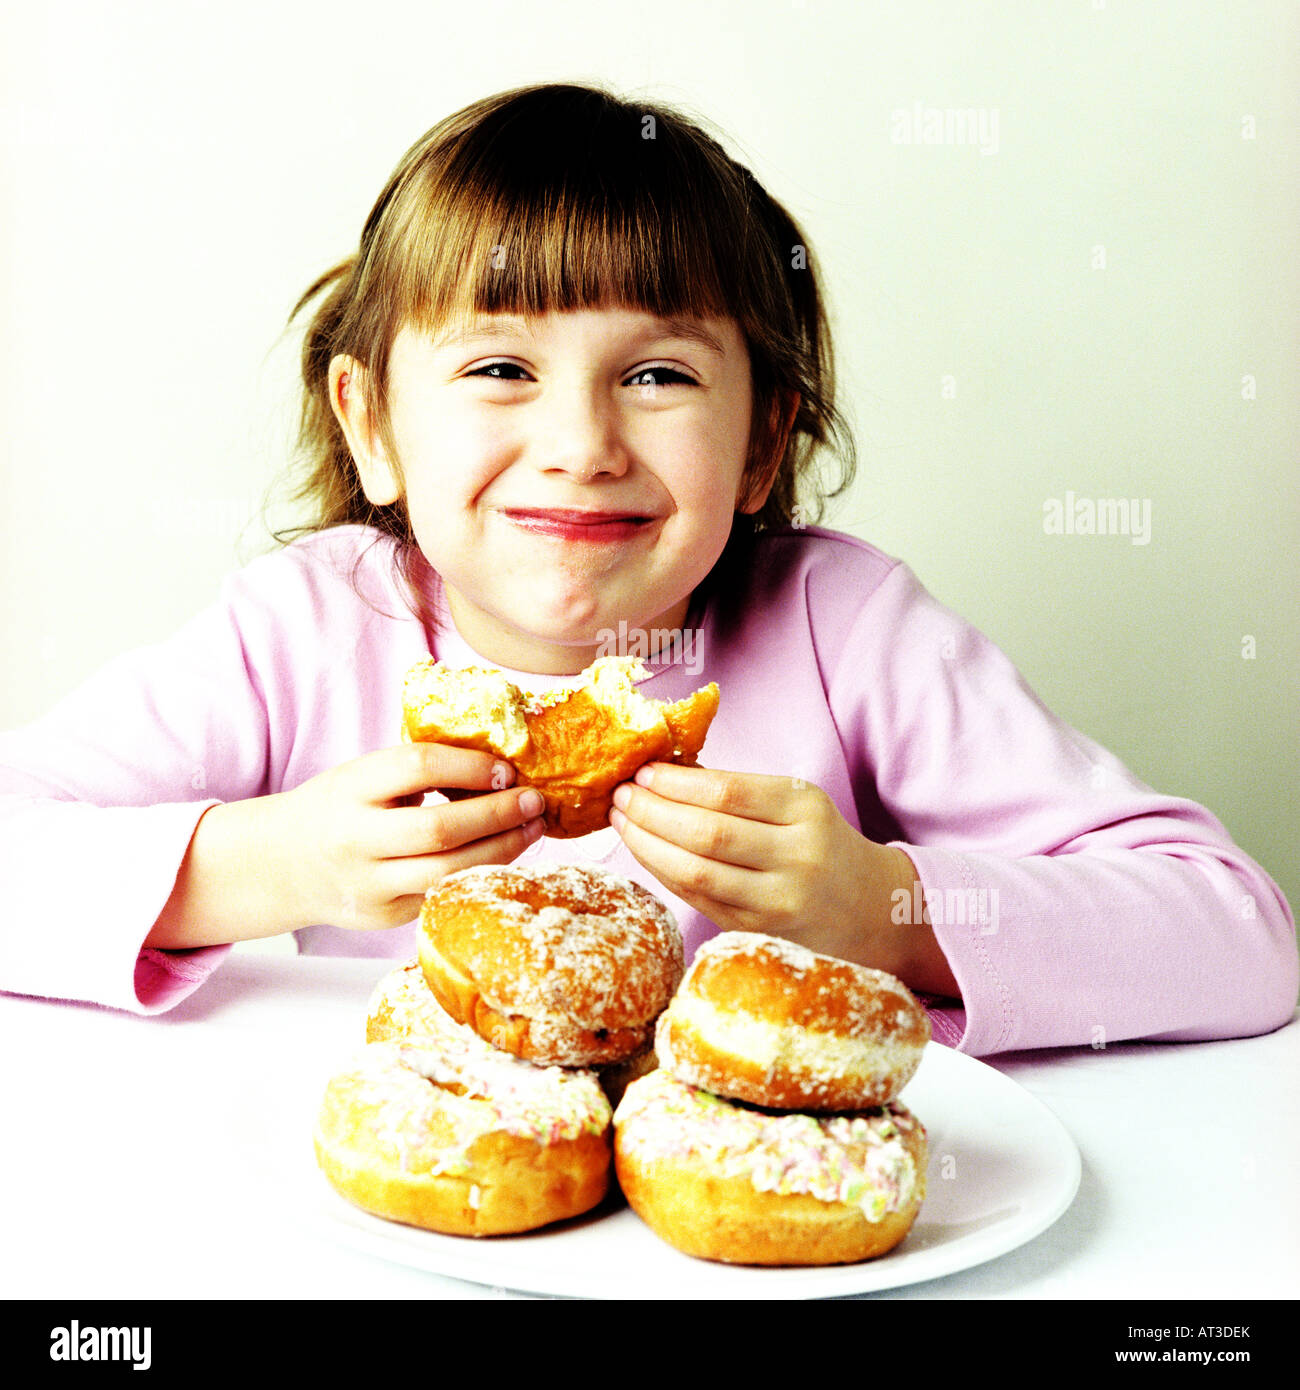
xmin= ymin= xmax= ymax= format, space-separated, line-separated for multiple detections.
xmin=0 ymin=83 xmax=1294 ymax=1054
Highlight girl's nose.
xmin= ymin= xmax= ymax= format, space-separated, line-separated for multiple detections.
xmin=537 ymin=386 xmax=631 ymax=480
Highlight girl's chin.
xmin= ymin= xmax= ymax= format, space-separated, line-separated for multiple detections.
xmin=505 ymin=582 xmax=634 ymax=635
xmin=478 ymin=611 xmax=686 ymax=674
xmin=442 ymin=578 xmax=692 ymax=670
xmin=443 ymin=604 xmax=618 ymax=670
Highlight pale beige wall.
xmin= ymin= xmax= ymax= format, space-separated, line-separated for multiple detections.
xmin=2 ymin=0 xmax=1295 ymax=913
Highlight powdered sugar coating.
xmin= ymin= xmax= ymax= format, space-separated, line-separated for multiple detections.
xmin=694 ymin=931 xmax=821 ymax=974
xmin=659 ymin=931 xmax=930 ymax=1109
xmin=683 ymin=931 xmax=929 ymax=1041
xmin=427 ymin=865 xmax=683 ymax=1032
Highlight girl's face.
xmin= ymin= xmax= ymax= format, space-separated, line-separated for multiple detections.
xmin=334 ymin=307 xmax=765 ymax=674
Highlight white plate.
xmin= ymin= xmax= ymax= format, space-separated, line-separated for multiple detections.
xmin=294 ymin=1043 xmax=1081 ymax=1299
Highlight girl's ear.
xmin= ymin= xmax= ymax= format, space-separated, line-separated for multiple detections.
xmin=328 ymin=354 xmax=402 ymax=506
xmin=737 ymin=390 xmax=800 ymax=515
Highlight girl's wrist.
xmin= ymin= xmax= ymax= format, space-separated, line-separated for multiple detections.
xmin=817 ymin=841 xmax=960 ymax=999
xmin=147 ymin=797 xmax=305 ymax=949
xmin=872 ymin=845 xmax=961 ymax=998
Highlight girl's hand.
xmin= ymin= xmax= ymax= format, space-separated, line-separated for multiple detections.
xmin=278 ymin=743 xmax=545 ymax=930
xmin=148 ymin=743 xmax=544 ymax=948
xmin=608 ymin=763 xmax=959 ymax=996
xmin=279 ymin=745 xmax=547 ymax=928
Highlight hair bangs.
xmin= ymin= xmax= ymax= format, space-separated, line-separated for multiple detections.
xmin=396 ymin=96 xmax=746 ymax=330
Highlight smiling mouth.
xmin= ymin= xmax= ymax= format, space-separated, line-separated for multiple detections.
xmin=500 ymin=509 xmax=655 ymax=542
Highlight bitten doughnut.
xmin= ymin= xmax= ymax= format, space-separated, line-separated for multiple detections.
xmin=655 ymin=932 xmax=930 ymax=1111
xmin=314 ymin=1038 xmax=612 ymax=1237
xmin=614 ymin=1070 xmax=927 ymax=1265
xmin=419 ymin=864 xmax=684 ymax=1068
xmin=402 ymin=655 xmax=719 ymax=838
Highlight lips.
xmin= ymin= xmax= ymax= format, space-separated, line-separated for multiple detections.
xmin=500 ymin=508 xmax=654 ymax=542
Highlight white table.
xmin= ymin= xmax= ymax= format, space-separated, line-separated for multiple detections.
xmin=2 ymin=953 xmax=1297 ymax=1304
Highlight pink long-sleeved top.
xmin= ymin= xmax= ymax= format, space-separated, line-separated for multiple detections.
xmin=1 ymin=524 xmax=1294 ymax=1054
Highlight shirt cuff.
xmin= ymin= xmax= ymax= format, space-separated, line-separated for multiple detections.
xmin=134 ymin=943 xmax=232 ymax=1012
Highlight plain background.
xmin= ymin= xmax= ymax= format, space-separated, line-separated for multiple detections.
xmin=1 ymin=0 xmax=1296 ymax=919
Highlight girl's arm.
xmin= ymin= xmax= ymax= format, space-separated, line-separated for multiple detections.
xmin=0 ymin=530 xmax=514 ymax=1011
xmin=610 ymin=543 xmax=1296 ymax=1055
xmin=0 ymin=575 xmax=264 ymax=1011
xmin=849 ymin=560 xmax=1297 ymax=1055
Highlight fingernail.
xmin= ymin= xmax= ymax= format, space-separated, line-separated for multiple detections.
xmin=519 ymin=789 xmax=545 ymax=817
xmin=609 ymin=807 xmax=626 ymax=832
xmin=612 ymin=784 xmax=631 ymax=810
xmin=492 ymin=761 xmax=514 ymax=789
xmin=523 ymin=817 xmax=545 ymax=843
xmin=634 ymin=765 xmax=656 ymax=788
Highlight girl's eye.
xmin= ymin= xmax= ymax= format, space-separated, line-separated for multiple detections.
xmin=465 ymin=363 xmax=695 ymax=386
xmin=625 ymin=366 xmax=695 ymax=388
xmin=468 ymin=361 xmax=530 ymax=380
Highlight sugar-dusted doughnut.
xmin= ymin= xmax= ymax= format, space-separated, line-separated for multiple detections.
xmin=314 ymin=1038 xmax=612 ymax=1237
xmin=402 ymin=655 xmax=719 ymax=838
xmin=655 ymin=932 xmax=930 ymax=1111
xmin=613 ymin=1070 xmax=927 ymax=1265
xmin=419 ymin=864 xmax=684 ymax=1068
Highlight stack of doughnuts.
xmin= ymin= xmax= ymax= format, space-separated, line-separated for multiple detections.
xmin=313 ymin=864 xmax=684 ymax=1236
xmin=614 ymin=932 xmax=931 ymax=1266
xmin=313 ymin=861 xmax=934 ymax=1265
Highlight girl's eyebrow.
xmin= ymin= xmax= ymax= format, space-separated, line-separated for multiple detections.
xmin=432 ymin=315 xmax=726 ymax=357
xmin=432 ymin=316 xmax=531 ymax=349
xmin=651 ymin=317 xmax=725 ymax=357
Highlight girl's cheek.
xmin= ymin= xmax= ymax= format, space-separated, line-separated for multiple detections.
xmin=415 ymin=421 xmax=514 ymax=495
xmin=459 ymin=411 xmax=520 ymax=466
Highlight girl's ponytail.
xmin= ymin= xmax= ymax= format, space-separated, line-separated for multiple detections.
xmin=276 ymin=258 xmax=415 ymax=555
xmin=737 ymin=175 xmax=855 ymax=535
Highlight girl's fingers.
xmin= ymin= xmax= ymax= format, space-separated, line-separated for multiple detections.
xmin=339 ymin=742 xmax=515 ymax=805
xmin=610 ymin=805 xmax=768 ymax=914
xmin=631 ymin=763 xmax=805 ymax=825
xmin=372 ymin=785 xmax=546 ymax=859
xmin=376 ymin=817 xmax=546 ymax=917
xmin=611 ymin=781 xmax=775 ymax=871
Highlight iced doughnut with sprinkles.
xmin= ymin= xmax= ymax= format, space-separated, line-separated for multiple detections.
xmin=314 ymin=1035 xmax=612 ymax=1237
xmin=365 ymin=960 xmax=469 ymax=1047
xmin=613 ymin=1069 xmax=927 ymax=1265
xmin=365 ymin=958 xmax=660 ymax=1109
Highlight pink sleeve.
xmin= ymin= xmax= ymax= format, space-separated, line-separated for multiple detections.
xmin=0 ymin=570 xmax=273 ymax=1012
xmin=0 ymin=796 xmax=230 ymax=1012
xmin=835 ymin=561 xmax=1298 ymax=1056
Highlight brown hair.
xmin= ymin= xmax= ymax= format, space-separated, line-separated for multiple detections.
xmin=279 ymin=82 xmax=855 ymax=597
